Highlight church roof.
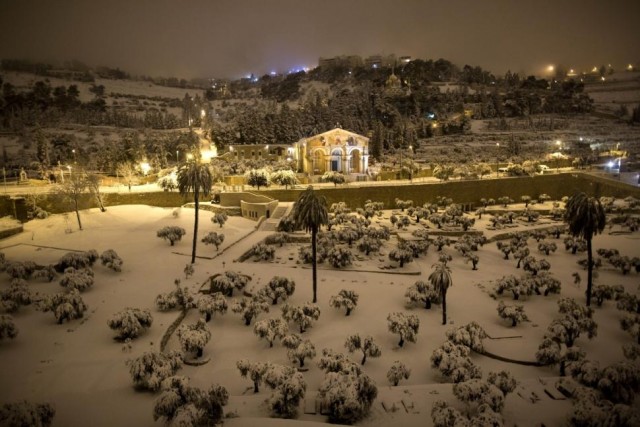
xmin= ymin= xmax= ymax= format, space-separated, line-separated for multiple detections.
xmin=306 ymin=128 xmax=369 ymax=142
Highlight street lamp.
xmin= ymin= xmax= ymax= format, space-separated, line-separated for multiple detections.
xmin=408 ymin=145 xmax=413 ymax=182
xmin=555 ymin=140 xmax=562 ymax=173
xmin=176 ymin=150 xmax=179 ymax=163
xmin=72 ymin=149 xmax=77 ymax=165
xmin=495 ymin=142 xmax=500 ymax=177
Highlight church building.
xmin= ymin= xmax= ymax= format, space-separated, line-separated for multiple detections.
xmin=292 ymin=128 xmax=369 ymax=176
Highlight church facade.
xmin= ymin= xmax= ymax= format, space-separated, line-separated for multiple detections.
xmin=292 ymin=128 xmax=369 ymax=176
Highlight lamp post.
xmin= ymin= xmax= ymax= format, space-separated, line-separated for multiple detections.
xmin=408 ymin=145 xmax=413 ymax=182
xmin=495 ymin=142 xmax=500 ymax=177
xmin=555 ymin=140 xmax=562 ymax=173
xmin=176 ymin=150 xmax=179 ymax=164
xmin=72 ymin=149 xmax=77 ymax=165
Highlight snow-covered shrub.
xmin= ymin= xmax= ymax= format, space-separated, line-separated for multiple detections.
xmin=197 ymin=293 xmax=228 ymax=322
xmin=591 ymin=284 xmax=624 ymax=307
xmin=0 ymin=315 xmax=18 ymax=340
xmin=0 ymin=401 xmax=55 ymax=427
xmin=617 ymin=292 xmax=640 ymax=313
xmin=231 ymin=296 xmax=269 ymax=326
xmin=494 ymin=274 xmax=531 ymax=300
xmin=267 ymin=232 xmax=290 ymax=247
xmin=318 ymin=368 xmax=377 ymax=424
xmin=266 ymin=366 xmax=306 ymax=419
xmin=155 ymin=280 xmax=196 ymax=312
xmin=344 ymin=334 xmax=381 ymax=365
xmin=282 ymin=334 xmax=316 ymax=368
xmin=1 ymin=279 xmax=32 ymax=313
xmin=157 ymin=173 xmax=177 ymax=192
xmin=206 ymin=270 xmax=250 ymax=297
xmin=4 ymin=261 xmax=38 ymax=280
xmin=431 ymin=341 xmax=482 ymax=383
xmin=126 ymin=350 xmax=183 ymax=391
xmin=156 ymin=226 xmax=186 ymax=246
xmin=497 ymin=301 xmax=528 ymax=327
xmin=107 ymin=308 xmax=153 ymax=340
xmin=177 ymin=319 xmax=211 ymax=359
xmin=54 ymin=250 xmax=98 ymax=272
xmin=488 ymin=370 xmax=518 ymax=396
xmin=211 ymin=212 xmax=228 ymax=228
xmin=388 ymin=247 xmax=413 ymax=268
xmin=329 ymin=289 xmax=359 ymax=316
xmin=254 ymin=318 xmax=288 ymax=348
xmin=201 ymin=231 xmax=225 ymax=251
xmin=565 ymin=382 xmax=640 ymax=427
xmin=258 ymin=276 xmax=296 ymax=305
xmin=538 ymin=241 xmax=558 ymax=256
xmin=250 ymin=243 xmax=275 ymax=261
xmin=237 ymin=359 xmax=272 ymax=393
xmin=37 ymin=289 xmax=87 ymax=324
xmin=317 ymin=348 xmax=360 ymax=375
xmin=99 ymin=249 xmax=123 ymax=272
xmin=326 ymin=247 xmax=354 ymax=268
xmin=620 ymin=314 xmax=640 ymax=344
xmin=281 ymin=303 xmax=320 ymax=333
xmin=623 ymin=343 xmax=640 ymax=360
xmin=321 ymin=171 xmax=346 ymax=186
xmin=31 ymin=265 xmax=56 ymax=282
xmin=387 ymin=361 xmax=411 ymax=386
xmin=59 ymin=267 xmax=94 ymax=292
xmin=153 ymin=376 xmax=228 ymax=425
xmin=405 ymin=280 xmax=439 ymax=309
xmin=445 ymin=322 xmax=488 ymax=352
xmin=387 ymin=312 xmax=420 ymax=347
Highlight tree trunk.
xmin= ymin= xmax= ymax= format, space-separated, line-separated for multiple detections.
xmin=425 ymin=300 xmax=431 ymax=309
xmin=254 ymin=382 xmax=259 ymax=393
xmin=361 ymin=353 xmax=367 ymax=365
xmin=245 ymin=316 xmax=251 ymax=326
xmin=269 ymin=341 xmax=274 ymax=348
xmin=191 ymin=187 xmax=199 ymax=264
xmin=205 ymin=313 xmax=211 ymax=322
xmin=511 ymin=318 xmax=517 ymax=327
xmin=312 ymin=227 xmax=318 ymax=303
xmin=398 ymin=336 xmax=404 ymax=347
xmin=197 ymin=348 xmax=203 ymax=358
xmin=442 ymin=291 xmax=447 ymax=325
xmin=560 ymin=360 xmax=566 ymax=377
xmin=586 ymin=238 xmax=593 ymax=307
xmin=299 ymin=357 xmax=305 ymax=368
xmin=345 ymin=308 xmax=351 ymax=316
xmin=74 ymin=197 xmax=82 ymax=230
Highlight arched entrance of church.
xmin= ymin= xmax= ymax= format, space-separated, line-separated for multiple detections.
xmin=331 ymin=149 xmax=342 ymax=172
xmin=351 ymin=149 xmax=362 ymax=173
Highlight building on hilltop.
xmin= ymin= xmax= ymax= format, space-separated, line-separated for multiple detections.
xmin=293 ymin=128 xmax=369 ymax=176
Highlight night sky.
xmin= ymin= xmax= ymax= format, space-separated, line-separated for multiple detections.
xmin=0 ymin=0 xmax=638 ymax=79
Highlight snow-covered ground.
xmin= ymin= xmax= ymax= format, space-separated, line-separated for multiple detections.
xmin=0 ymin=204 xmax=638 ymax=426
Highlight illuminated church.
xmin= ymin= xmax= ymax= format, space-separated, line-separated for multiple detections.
xmin=292 ymin=128 xmax=370 ymax=175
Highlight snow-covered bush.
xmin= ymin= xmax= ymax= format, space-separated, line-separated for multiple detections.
xmin=321 ymin=171 xmax=346 ymax=186
xmin=177 ymin=319 xmax=211 ymax=359
xmin=617 ymin=292 xmax=640 ymax=313
xmin=31 ymin=265 xmax=56 ymax=282
xmin=270 ymin=169 xmax=299 ymax=190
xmin=591 ymin=284 xmax=624 ymax=307
xmin=267 ymin=232 xmax=290 ymax=247
xmin=281 ymin=334 xmax=316 ymax=368
xmin=54 ymin=250 xmax=98 ymax=272
xmin=237 ymin=359 xmax=272 ymax=393
xmin=250 ymin=243 xmax=276 ymax=261
xmin=317 ymin=348 xmax=360 ymax=375
xmin=0 ymin=401 xmax=55 ymax=427
xmin=266 ymin=366 xmax=306 ymax=418
xmin=497 ymin=301 xmax=528 ymax=327
xmin=231 ymin=296 xmax=269 ymax=326
xmin=156 ymin=226 xmax=186 ymax=246
xmin=197 ymin=293 xmax=228 ymax=322
xmin=387 ymin=361 xmax=411 ymax=386
xmin=201 ymin=231 xmax=225 ymax=251
xmin=37 ymin=289 xmax=87 ymax=324
xmin=445 ymin=322 xmax=488 ymax=352
xmin=329 ymin=289 xmax=359 ymax=316
xmin=153 ymin=376 xmax=228 ymax=425
xmin=1 ymin=279 xmax=32 ymax=313
xmin=538 ymin=241 xmax=558 ymax=256
xmin=99 ymin=249 xmax=123 ymax=272
xmin=155 ymin=280 xmax=195 ymax=311
xmin=254 ymin=318 xmax=288 ymax=348
xmin=126 ymin=350 xmax=183 ymax=391
xmin=431 ymin=341 xmax=482 ymax=383
xmin=259 ymin=276 xmax=296 ymax=305
xmin=281 ymin=303 xmax=320 ymax=333
xmin=0 ymin=314 xmax=18 ymax=340
xmin=206 ymin=270 xmax=250 ymax=297
xmin=388 ymin=247 xmax=413 ymax=268
xmin=620 ymin=314 xmax=640 ymax=344
xmin=211 ymin=212 xmax=228 ymax=228
xmin=405 ymin=280 xmax=439 ymax=309
xmin=318 ymin=368 xmax=377 ymax=424
xmin=59 ymin=267 xmax=94 ymax=292
xmin=326 ymin=247 xmax=354 ymax=268
xmin=344 ymin=334 xmax=381 ymax=365
xmin=4 ymin=261 xmax=38 ymax=280
xmin=387 ymin=312 xmax=420 ymax=347
xmin=107 ymin=308 xmax=153 ymax=340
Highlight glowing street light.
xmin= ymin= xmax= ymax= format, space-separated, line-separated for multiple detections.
xmin=140 ymin=162 xmax=151 ymax=176
xmin=496 ymin=142 xmax=500 ymax=177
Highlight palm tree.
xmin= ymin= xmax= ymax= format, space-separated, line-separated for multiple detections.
xmin=178 ymin=149 xmax=213 ymax=264
xmin=292 ymin=186 xmax=328 ymax=303
xmin=429 ymin=262 xmax=453 ymax=325
xmin=564 ymin=192 xmax=606 ymax=307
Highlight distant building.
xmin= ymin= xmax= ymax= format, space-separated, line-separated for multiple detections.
xmin=293 ymin=128 xmax=369 ymax=175
xmin=318 ymin=55 xmax=363 ymax=69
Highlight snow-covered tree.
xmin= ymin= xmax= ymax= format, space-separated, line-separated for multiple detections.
xmin=620 ymin=314 xmax=640 ymax=344
xmin=617 ymin=292 xmax=640 ymax=313
xmin=0 ymin=314 xmax=18 ymax=340
xmin=329 ymin=289 xmax=359 ymax=316
xmin=206 ymin=271 xmax=251 ymax=296
xmin=155 ymin=280 xmax=196 ymax=311
xmin=197 ymin=293 xmax=228 ymax=322
xmin=281 ymin=303 xmax=320 ymax=333
xmin=177 ymin=319 xmax=211 ymax=358
xmin=538 ymin=241 xmax=558 ymax=256
xmin=211 ymin=212 xmax=228 ymax=228
xmin=5 ymin=261 xmax=38 ymax=279
xmin=321 ymin=171 xmax=346 ymax=187
xmin=153 ymin=376 xmax=228 ymax=425
xmin=107 ymin=308 xmax=153 ymax=340
xmin=281 ymin=334 xmax=316 ymax=368
xmin=453 ymin=378 xmax=506 ymax=413
xmin=497 ymin=301 xmax=528 ymax=327
xmin=318 ymin=369 xmax=377 ymax=424
xmin=488 ymin=370 xmax=518 ymax=396
xmin=250 ymin=242 xmax=276 ymax=261
xmin=59 ymin=267 xmax=94 ymax=292
xmin=387 ymin=361 xmax=411 ymax=386
xmin=522 ymin=256 xmax=551 ymax=276
xmin=253 ymin=318 xmax=289 ymax=347
xmin=431 ymin=341 xmax=482 ymax=383
xmin=565 ymin=381 xmax=640 ymax=427
xmin=156 ymin=226 xmax=186 ymax=246
xmin=37 ymin=289 xmax=87 ymax=324
xmin=231 ymin=296 xmax=269 ymax=326
xmin=405 ymin=280 xmax=439 ymax=309
xmin=344 ymin=334 xmax=381 ymax=365
xmin=266 ymin=365 xmax=306 ymax=418
xmin=591 ymin=284 xmax=624 ymax=307
xmin=445 ymin=322 xmax=488 ymax=352
xmin=201 ymin=231 xmax=225 ymax=251
xmin=388 ymin=247 xmax=413 ymax=268
xmin=270 ymin=169 xmax=299 ymax=190
xmin=357 ymin=236 xmax=381 ymax=255
xmin=269 ymin=232 xmax=290 ymax=247
xmin=317 ymin=348 xmax=361 ymax=374
xmin=127 ymin=350 xmax=183 ymax=391
xmin=54 ymin=250 xmax=98 ymax=272
xmin=387 ymin=312 xmax=420 ymax=347
xmin=259 ymin=276 xmax=296 ymax=305
xmin=326 ymin=247 xmax=354 ymax=268
xmin=1 ymin=279 xmax=32 ymax=313
xmin=0 ymin=401 xmax=55 ymax=427
xmin=237 ymin=359 xmax=272 ymax=393
xmin=99 ymin=249 xmax=123 ymax=272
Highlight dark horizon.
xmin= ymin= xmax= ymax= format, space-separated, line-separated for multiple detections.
xmin=0 ymin=0 xmax=638 ymax=80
